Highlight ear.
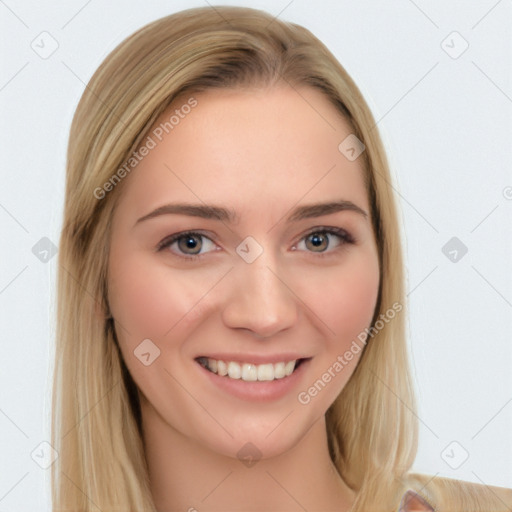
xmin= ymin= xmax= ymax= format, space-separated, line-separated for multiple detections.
xmin=398 ymin=490 xmax=434 ymax=512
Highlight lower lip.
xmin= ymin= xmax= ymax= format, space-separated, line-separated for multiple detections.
xmin=196 ymin=359 xmax=311 ymax=402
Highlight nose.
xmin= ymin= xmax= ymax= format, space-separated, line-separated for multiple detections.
xmin=221 ymin=256 xmax=299 ymax=338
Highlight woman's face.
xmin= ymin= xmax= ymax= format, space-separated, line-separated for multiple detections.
xmin=107 ymin=85 xmax=380 ymax=459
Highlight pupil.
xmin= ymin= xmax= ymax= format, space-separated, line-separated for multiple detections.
xmin=179 ymin=235 xmax=201 ymax=254
xmin=308 ymin=233 xmax=328 ymax=251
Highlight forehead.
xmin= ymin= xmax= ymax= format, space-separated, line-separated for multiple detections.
xmin=115 ymin=85 xmax=369 ymax=222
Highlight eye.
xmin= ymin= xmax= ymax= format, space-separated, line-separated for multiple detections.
xmin=157 ymin=231 xmax=217 ymax=258
xmin=294 ymin=227 xmax=354 ymax=254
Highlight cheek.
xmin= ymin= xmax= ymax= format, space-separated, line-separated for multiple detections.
xmin=303 ymin=252 xmax=380 ymax=345
xmin=107 ymin=253 xmax=218 ymax=402
xmin=107 ymin=251 xmax=209 ymax=342
xmin=294 ymin=253 xmax=379 ymax=408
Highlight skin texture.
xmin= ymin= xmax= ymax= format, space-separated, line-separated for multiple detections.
xmin=107 ymin=85 xmax=380 ymax=511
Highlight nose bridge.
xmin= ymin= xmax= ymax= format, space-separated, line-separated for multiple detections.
xmin=244 ymin=257 xmax=285 ymax=302
xmin=221 ymin=247 xmax=298 ymax=336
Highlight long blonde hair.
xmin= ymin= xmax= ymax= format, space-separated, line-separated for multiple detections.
xmin=52 ymin=6 xmax=417 ymax=510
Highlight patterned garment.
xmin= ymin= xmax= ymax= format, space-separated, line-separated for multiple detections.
xmin=399 ymin=472 xmax=512 ymax=511
xmin=399 ymin=490 xmax=435 ymax=511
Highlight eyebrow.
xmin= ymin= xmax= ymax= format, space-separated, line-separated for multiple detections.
xmin=134 ymin=199 xmax=368 ymax=226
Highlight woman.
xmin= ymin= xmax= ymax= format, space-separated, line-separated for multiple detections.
xmin=52 ymin=6 xmax=512 ymax=511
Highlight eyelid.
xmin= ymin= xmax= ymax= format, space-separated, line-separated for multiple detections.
xmin=295 ymin=225 xmax=355 ymax=245
xmin=156 ymin=230 xmax=217 ymax=255
xmin=157 ymin=226 xmax=355 ymax=259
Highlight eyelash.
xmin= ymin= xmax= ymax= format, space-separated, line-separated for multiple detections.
xmin=156 ymin=227 xmax=356 ymax=261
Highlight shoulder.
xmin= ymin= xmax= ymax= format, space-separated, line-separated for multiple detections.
xmin=399 ymin=472 xmax=512 ymax=511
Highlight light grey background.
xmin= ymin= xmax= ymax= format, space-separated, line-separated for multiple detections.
xmin=1 ymin=1 xmax=511 ymax=510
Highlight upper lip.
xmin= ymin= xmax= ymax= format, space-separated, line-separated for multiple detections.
xmin=195 ymin=353 xmax=311 ymax=365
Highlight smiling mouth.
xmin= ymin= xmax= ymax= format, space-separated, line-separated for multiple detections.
xmin=195 ymin=357 xmax=308 ymax=382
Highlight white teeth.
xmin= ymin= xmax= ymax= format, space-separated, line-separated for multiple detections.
xmin=273 ymin=362 xmax=285 ymax=379
xmin=227 ymin=361 xmax=242 ymax=379
xmin=242 ymin=363 xmax=258 ymax=381
xmin=208 ymin=358 xmax=218 ymax=373
xmin=217 ymin=360 xmax=228 ymax=376
xmin=200 ymin=358 xmax=301 ymax=381
xmin=257 ymin=363 xmax=274 ymax=381
xmin=284 ymin=360 xmax=295 ymax=377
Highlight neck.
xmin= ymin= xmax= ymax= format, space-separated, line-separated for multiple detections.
xmin=140 ymin=398 xmax=355 ymax=511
